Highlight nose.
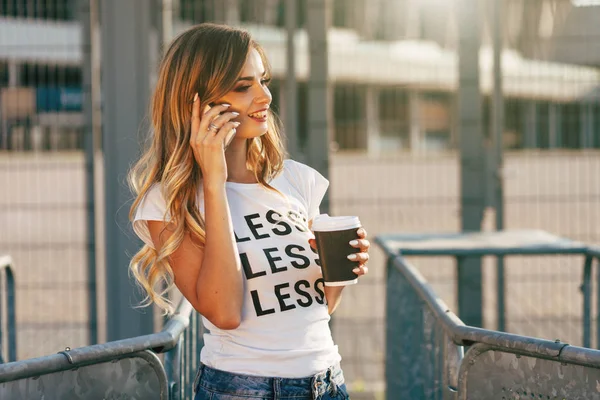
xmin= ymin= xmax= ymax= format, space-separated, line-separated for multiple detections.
xmin=254 ymin=84 xmax=271 ymax=106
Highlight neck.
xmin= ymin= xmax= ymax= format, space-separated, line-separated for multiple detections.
xmin=225 ymin=138 xmax=257 ymax=183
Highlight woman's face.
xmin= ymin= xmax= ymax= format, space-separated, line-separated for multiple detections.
xmin=215 ymin=48 xmax=272 ymax=141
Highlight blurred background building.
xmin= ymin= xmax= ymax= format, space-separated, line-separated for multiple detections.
xmin=1 ymin=0 xmax=600 ymax=397
xmin=2 ymin=0 xmax=600 ymax=152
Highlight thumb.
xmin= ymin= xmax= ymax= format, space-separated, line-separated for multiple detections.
xmin=308 ymin=238 xmax=317 ymax=251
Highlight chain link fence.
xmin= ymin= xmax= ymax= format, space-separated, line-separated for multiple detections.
xmin=0 ymin=0 xmax=98 ymax=361
xmin=1 ymin=1 xmax=600 ymax=399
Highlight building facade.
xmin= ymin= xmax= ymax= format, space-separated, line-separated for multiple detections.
xmin=0 ymin=0 xmax=599 ymax=152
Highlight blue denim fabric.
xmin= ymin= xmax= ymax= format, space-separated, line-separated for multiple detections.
xmin=193 ymin=363 xmax=350 ymax=400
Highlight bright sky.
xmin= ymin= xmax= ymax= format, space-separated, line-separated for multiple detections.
xmin=571 ymin=0 xmax=600 ymax=6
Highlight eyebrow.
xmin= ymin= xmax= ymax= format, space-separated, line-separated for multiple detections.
xmin=237 ymin=71 xmax=267 ymax=82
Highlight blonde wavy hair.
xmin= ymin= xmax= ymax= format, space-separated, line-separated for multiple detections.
xmin=128 ymin=23 xmax=286 ymax=314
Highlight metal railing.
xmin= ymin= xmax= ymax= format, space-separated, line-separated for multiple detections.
xmin=376 ymin=236 xmax=600 ymax=399
xmin=0 ymin=255 xmax=16 ymax=364
xmin=0 ymin=297 xmax=203 ymax=399
xmin=3 ymin=238 xmax=600 ymax=398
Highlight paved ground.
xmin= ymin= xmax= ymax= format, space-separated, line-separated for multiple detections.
xmin=1 ymin=150 xmax=599 ymax=394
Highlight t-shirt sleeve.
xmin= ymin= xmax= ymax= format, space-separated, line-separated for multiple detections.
xmin=132 ymin=184 xmax=171 ymax=249
xmin=308 ymin=167 xmax=329 ymax=221
xmin=285 ymin=160 xmax=330 ymax=221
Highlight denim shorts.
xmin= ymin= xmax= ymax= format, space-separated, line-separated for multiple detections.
xmin=193 ymin=363 xmax=350 ymax=400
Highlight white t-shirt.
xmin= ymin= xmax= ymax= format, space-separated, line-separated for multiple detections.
xmin=133 ymin=160 xmax=341 ymax=378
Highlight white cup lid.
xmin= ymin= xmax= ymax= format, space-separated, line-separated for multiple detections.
xmin=311 ymin=214 xmax=361 ymax=232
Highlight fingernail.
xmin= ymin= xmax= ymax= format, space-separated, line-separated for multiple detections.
xmin=353 ymin=268 xmax=360 ymax=273
xmin=349 ymin=240 xmax=358 ymax=246
xmin=357 ymin=228 xmax=365 ymax=236
xmin=232 ymin=122 xmax=241 ymax=127
xmin=231 ymin=112 xmax=240 ymax=116
xmin=347 ymin=254 xmax=358 ymax=261
xmin=222 ymin=103 xmax=231 ymax=107
xmin=193 ymin=93 xmax=198 ymax=102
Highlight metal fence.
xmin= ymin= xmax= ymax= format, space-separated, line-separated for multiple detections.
xmin=377 ymin=235 xmax=600 ymax=399
xmin=0 ymin=0 xmax=98 ymax=361
xmin=1 ymin=0 xmax=600 ymax=398
xmin=3 ymin=242 xmax=600 ymax=399
xmin=0 ymin=298 xmax=201 ymax=400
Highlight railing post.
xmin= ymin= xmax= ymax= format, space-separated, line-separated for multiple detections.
xmin=0 ymin=256 xmax=17 ymax=362
xmin=444 ymin=335 xmax=463 ymax=399
xmin=78 ymin=0 xmax=99 ymax=347
xmin=6 ymin=267 xmax=16 ymax=362
xmin=457 ymin=0 xmax=486 ymax=329
xmin=596 ymin=255 xmax=600 ymax=349
xmin=582 ymin=255 xmax=592 ymax=348
xmin=386 ymin=256 xmax=424 ymax=400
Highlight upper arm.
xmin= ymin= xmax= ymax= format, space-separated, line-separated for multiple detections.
xmin=147 ymin=220 xmax=205 ymax=309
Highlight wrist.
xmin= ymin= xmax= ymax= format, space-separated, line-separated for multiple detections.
xmin=203 ymin=178 xmax=227 ymax=193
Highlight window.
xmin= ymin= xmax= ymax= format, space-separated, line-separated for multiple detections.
xmin=20 ymin=63 xmax=81 ymax=87
xmin=1 ymin=0 xmax=74 ymax=21
xmin=505 ymin=99 xmax=524 ymax=149
xmin=561 ymin=103 xmax=582 ymax=149
xmin=0 ymin=62 xmax=8 ymax=86
xmin=379 ymin=88 xmax=409 ymax=145
xmin=334 ymin=84 xmax=365 ymax=150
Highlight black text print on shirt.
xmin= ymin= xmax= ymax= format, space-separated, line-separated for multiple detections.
xmin=235 ymin=209 xmax=326 ymax=317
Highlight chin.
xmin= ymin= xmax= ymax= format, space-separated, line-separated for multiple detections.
xmin=239 ymin=128 xmax=269 ymax=140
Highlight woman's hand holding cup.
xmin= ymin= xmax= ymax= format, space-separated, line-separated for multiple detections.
xmin=348 ymin=227 xmax=370 ymax=276
xmin=309 ymin=215 xmax=370 ymax=286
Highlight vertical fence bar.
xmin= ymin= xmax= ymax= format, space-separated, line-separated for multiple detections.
xmin=285 ymin=0 xmax=299 ymax=159
xmin=101 ymin=0 xmax=155 ymax=340
xmin=597 ymin=255 xmax=600 ymax=349
xmin=0 ymin=257 xmax=17 ymax=363
xmin=184 ymin=317 xmax=194 ymax=400
xmin=457 ymin=0 xmax=485 ymax=328
xmin=6 ymin=266 xmax=15 ymax=362
xmin=444 ymin=336 xmax=463 ymax=397
xmin=164 ymin=336 xmax=182 ymax=400
xmin=306 ymin=0 xmax=332 ymax=213
xmin=0 ymin=263 xmax=4 ymax=363
xmin=79 ymin=0 xmax=98 ymax=347
xmin=190 ymin=311 xmax=197 ymax=393
xmin=491 ymin=0 xmax=506 ymax=333
xmin=583 ymin=255 xmax=592 ymax=348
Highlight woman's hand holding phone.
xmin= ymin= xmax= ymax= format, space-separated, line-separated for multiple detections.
xmin=190 ymin=93 xmax=239 ymax=186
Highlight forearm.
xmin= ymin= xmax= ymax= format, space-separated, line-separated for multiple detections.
xmin=324 ymin=286 xmax=344 ymax=314
xmin=197 ymin=184 xmax=243 ymax=323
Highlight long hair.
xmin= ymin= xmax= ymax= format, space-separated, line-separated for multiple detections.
xmin=128 ymin=23 xmax=286 ymax=314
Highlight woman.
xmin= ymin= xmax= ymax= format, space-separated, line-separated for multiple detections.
xmin=129 ymin=23 xmax=370 ymax=400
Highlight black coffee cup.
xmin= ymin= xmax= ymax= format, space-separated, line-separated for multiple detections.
xmin=312 ymin=214 xmax=362 ymax=286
